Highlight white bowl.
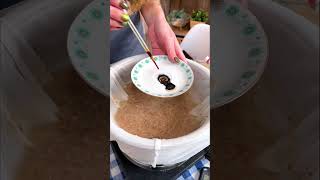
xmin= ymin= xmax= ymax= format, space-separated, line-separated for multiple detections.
xmin=131 ymin=55 xmax=194 ymax=98
xmin=111 ymin=56 xmax=210 ymax=166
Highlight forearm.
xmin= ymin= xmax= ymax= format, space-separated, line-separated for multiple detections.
xmin=141 ymin=0 xmax=166 ymax=25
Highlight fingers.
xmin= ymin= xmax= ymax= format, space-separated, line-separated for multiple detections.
xmin=153 ymin=41 xmax=187 ymax=64
xmin=164 ymin=38 xmax=177 ymax=63
xmin=110 ymin=6 xmax=128 ymax=23
xmin=110 ymin=0 xmax=129 ymax=31
xmin=165 ymin=37 xmax=187 ymax=64
xmin=174 ymin=40 xmax=187 ymax=63
xmin=110 ymin=0 xmax=122 ymax=9
xmin=110 ymin=19 xmax=123 ymax=31
xmin=152 ymin=48 xmax=165 ymax=55
xmin=111 ymin=0 xmax=129 ymax=10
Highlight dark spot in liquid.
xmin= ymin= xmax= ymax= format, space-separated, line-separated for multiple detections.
xmin=165 ymin=83 xmax=175 ymax=90
xmin=158 ymin=74 xmax=170 ymax=84
xmin=158 ymin=75 xmax=169 ymax=84
xmin=158 ymin=74 xmax=175 ymax=90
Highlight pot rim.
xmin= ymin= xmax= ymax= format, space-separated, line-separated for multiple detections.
xmin=110 ymin=57 xmax=210 ymax=149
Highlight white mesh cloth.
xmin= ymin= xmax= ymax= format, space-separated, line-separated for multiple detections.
xmin=110 ymin=54 xmax=210 ymax=167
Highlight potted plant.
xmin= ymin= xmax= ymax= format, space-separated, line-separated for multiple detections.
xmin=190 ymin=9 xmax=208 ymax=28
xmin=166 ymin=9 xmax=190 ymax=29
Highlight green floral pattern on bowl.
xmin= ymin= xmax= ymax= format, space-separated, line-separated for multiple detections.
xmin=243 ymin=24 xmax=256 ymax=35
xmin=213 ymin=2 xmax=268 ymax=108
xmin=131 ymin=55 xmax=194 ymax=97
xmin=77 ymin=28 xmax=90 ymax=38
xmin=75 ymin=49 xmax=88 ymax=59
xmin=67 ymin=0 xmax=107 ymax=95
xmin=90 ymin=8 xmax=103 ymax=20
xmin=225 ymin=5 xmax=240 ymax=16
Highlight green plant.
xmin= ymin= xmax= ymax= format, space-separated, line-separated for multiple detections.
xmin=166 ymin=9 xmax=190 ymax=22
xmin=191 ymin=9 xmax=208 ymax=22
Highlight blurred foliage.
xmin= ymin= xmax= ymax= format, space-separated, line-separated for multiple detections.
xmin=191 ymin=9 xmax=208 ymax=22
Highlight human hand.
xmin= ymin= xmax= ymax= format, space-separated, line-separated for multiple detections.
xmin=140 ymin=0 xmax=186 ymax=63
xmin=146 ymin=17 xmax=186 ymax=63
xmin=110 ymin=0 xmax=130 ymax=31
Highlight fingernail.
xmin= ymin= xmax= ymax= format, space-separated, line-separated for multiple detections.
xmin=120 ymin=1 xmax=129 ymax=10
xmin=122 ymin=21 xmax=128 ymax=27
xmin=174 ymin=57 xmax=180 ymax=63
xmin=121 ymin=14 xmax=129 ymax=22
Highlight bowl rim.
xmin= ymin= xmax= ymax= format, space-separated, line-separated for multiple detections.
xmin=212 ymin=1 xmax=269 ymax=108
xmin=111 ymin=59 xmax=210 ymax=149
xmin=130 ymin=55 xmax=195 ymax=98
